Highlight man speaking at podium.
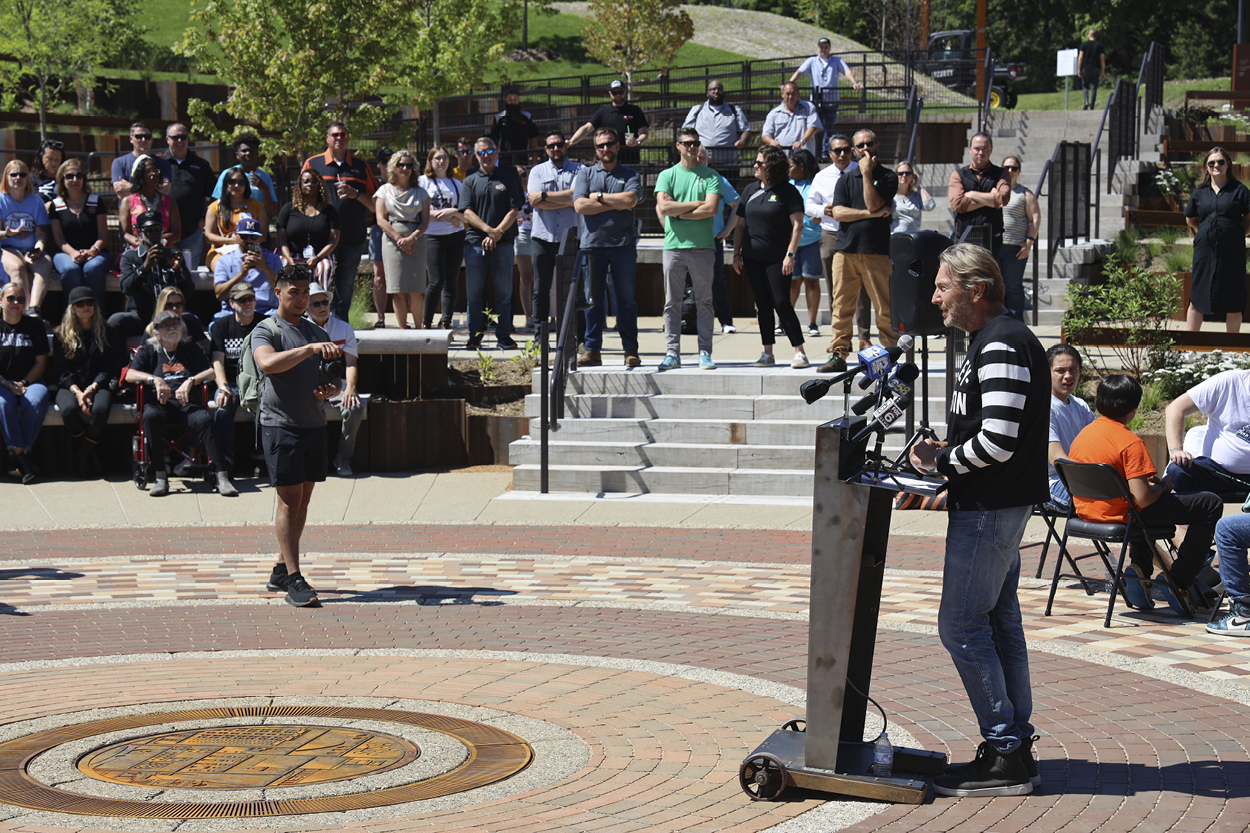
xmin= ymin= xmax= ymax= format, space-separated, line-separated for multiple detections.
xmin=909 ymin=243 xmax=1049 ymax=797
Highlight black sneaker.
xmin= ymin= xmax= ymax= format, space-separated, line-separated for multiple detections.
xmin=497 ymin=338 xmax=519 ymax=350
xmin=816 ymin=356 xmax=848 ymax=374
xmin=266 ymin=562 xmax=289 ymax=592
xmin=284 ymin=572 xmax=319 ymax=607
xmin=1022 ymin=735 xmax=1041 ymax=787
xmin=933 ymin=741 xmax=1033 ymax=797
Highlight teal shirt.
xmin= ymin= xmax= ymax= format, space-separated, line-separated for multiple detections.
xmin=655 ymin=162 xmax=723 ymax=249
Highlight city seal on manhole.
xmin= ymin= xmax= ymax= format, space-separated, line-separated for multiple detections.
xmin=78 ymin=725 xmax=419 ymax=789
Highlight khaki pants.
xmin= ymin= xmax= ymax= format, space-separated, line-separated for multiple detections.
xmin=820 ymin=230 xmax=872 ymax=347
xmin=829 ymin=252 xmax=897 ymax=358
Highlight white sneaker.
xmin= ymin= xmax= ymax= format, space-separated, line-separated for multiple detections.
xmin=774 ymin=326 xmax=785 ymax=335
xmin=721 ymin=324 xmax=737 ymax=334
xmin=807 ymin=323 xmax=820 ymax=337
xmin=791 ymin=353 xmax=810 ymax=369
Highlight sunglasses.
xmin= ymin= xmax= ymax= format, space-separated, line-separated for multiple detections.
xmin=831 ymin=146 xmax=852 ymax=155
xmin=752 ymin=160 xmax=766 ymax=167
xmin=3 ymin=295 xmax=25 ymax=304
xmin=310 ymin=300 xmax=330 ymax=308
xmin=898 ymin=171 xmax=914 ymax=177
xmin=226 ymin=179 xmax=247 ymax=187
xmin=610 ymin=90 xmax=626 ymax=95
xmin=457 ymin=149 xmax=471 ymax=155
xmin=132 ymin=134 xmax=152 ymax=141
xmin=157 ymin=322 xmax=180 ymax=331
xmin=42 ymin=140 xmax=64 ymax=150
xmin=395 ymin=162 xmax=415 ymax=169
xmin=329 ymin=132 xmax=349 ymax=140
xmin=1207 ymin=159 xmax=1228 ymax=168
xmin=595 ymin=141 xmax=619 ymax=149
xmin=8 ymin=172 xmax=27 ymax=179
xmin=165 ymin=301 xmax=185 ymax=310
xmin=234 ymin=296 xmax=256 ymax=304
xmin=677 ymin=140 xmax=701 ymax=148
xmin=854 ymin=141 xmax=875 ymax=149
xmin=64 ymin=172 xmax=85 ymax=180
xmin=476 ymin=149 xmax=497 ymax=157
xmin=167 ymin=134 xmax=188 ymax=141
xmin=546 ymin=141 xmax=567 ymax=149
xmin=1002 ymin=165 xmax=1020 ymax=172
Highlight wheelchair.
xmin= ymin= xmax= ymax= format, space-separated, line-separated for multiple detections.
xmin=122 ymin=369 xmax=216 ymax=491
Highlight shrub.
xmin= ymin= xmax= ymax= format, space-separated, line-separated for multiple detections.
xmin=1163 ymin=246 xmax=1193 ymax=273
xmin=1063 ymin=263 xmax=1180 ymax=378
xmin=1143 ymin=350 xmax=1250 ymax=401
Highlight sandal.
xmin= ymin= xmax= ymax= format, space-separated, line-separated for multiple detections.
xmin=373 ymin=320 xmax=386 ymax=329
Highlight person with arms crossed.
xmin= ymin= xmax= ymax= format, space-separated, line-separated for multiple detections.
xmin=458 ymin=137 xmax=524 ymax=350
xmin=253 ymin=265 xmax=344 ymax=608
xmin=949 ymin=131 xmax=1010 ymax=257
xmin=528 ymin=131 xmax=583 ymax=344
xmin=910 ymin=243 xmax=1049 ymax=797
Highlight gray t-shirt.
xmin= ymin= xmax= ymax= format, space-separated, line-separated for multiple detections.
xmin=573 ymin=163 xmax=642 ymax=248
xmin=251 ymin=315 xmax=330 ymax=428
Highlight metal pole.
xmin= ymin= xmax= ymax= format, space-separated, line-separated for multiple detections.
xmin=540 ymin=320 xmax=549 ymax=493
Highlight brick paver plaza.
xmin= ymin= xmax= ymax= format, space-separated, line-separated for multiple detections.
xmin=1 ymin=505 xmax=1249 ymax=831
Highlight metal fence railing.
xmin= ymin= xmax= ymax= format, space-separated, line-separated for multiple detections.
xmin=1032 ymin=140 xmax=1096 ymax=326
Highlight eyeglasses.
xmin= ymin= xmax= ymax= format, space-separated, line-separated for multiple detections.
xmin=1207 ymin=159 xmax=1228 ymax=168
xmin=2 ymin=295 xmax=25 ymax=304
xmin=157 ymin=322 xmax=180 ymax=332
xmin=165 ymin=301 xmax=185 ymax=310
xmin=677 ymin=140 xmax=701 ymax=148
xmin=167 ymin=134 xmax=188 ymax=142
xmin=546 ymin=141 xmax=567 ymax=149
xmin=1002 ymin=165 xmax=1020 ymax=172
xmin=132 ymin=134 xmax=152 ymax=141
xmin=594 ymin=141 xmax=619 ymax=149
xmin=831 ymin=146 xmax=852 ymax=155
xmin=476 ymin=149 xmax=497 ymax=157
xmin=854 ymin=141 xmax=875 ymax=149
xmin=310 ymin=300 xmax=330 ymax=308
xmin=63 ymin=172 xmax=85 ymax=180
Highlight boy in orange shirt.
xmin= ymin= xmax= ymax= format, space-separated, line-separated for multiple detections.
xmin=1067 ymin=374 xmax=1222 ymax=612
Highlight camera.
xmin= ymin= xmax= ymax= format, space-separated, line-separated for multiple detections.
xmin=244 ymin=242 xmax=262 ymax=256
xmin=319 ymin=358 xmax=345 ymax=387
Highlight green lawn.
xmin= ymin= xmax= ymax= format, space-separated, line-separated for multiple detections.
xmin=1014 ymin=77 xmax=1231 ymax=111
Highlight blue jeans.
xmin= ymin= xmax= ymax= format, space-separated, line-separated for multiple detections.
xmin=939 ymin=506 xmax=1034 ymax=753
xmin=214 ymin=386 xmax=241 ymax=466
xmin=464 ymin=239 xmax=514 ymax=342
xmin=999 ymin=245 xmax=1027 ymax=322
xmin=171 ymin=228 xmax=205 ymax=270
xmin=331 ymin=242 xmax=367 ymax=322
xmin=1166 ymin=456 xmax=1247 ymax=496
xmin=583 ymin=245 xmax=639 ymax=352
xmin=0 ymin=382 xmax=50 ymax=451
xmin=52 ymin=252 xmax=110 ymax=302
xmin=1048 ymin=477 xmax=1070 ymax=508
xmin=1215 ymin=514 xmax=1250 ymax=602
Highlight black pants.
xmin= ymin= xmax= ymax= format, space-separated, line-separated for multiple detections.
xmin=142 ymin=400 xmax=222 ymax=473
xmin=423 ymin=231 xmax=465 ymax=328
xmin=56 ymin=387 xmax=112 ymax=442
xmin=742 ymin=257 xmax=804 ymax=347
xmin=532 ymin=238 xmax=563 ymax=324
xmin=712 ymin=240 xmax=732 ymax=326
xmin=1132 ymin=490 xmax=1223 ymax=586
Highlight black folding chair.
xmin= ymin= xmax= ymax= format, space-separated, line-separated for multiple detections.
xmin=1025 ymin=501 xmax=1073 ymax=581
xmin=1047 ymin=460 xmax=1194 ymax=628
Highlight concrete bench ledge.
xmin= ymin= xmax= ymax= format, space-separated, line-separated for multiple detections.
xmin=41 ymin=393 xmax=369 ymax=427
xmin=355 ymin=329 xmax=451 ymax=354
xmin=45 ymin=267 xmax=215 ymax=295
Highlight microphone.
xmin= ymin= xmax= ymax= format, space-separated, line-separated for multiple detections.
xmin=850 ymin=362 xmax=920 ymax=415
xmin=801 ymin=336 xmax=916 ymax=404
xmin=851 ymin=393 xmax=913 ymax=443
xmin=856 ymin=335 xmax=915 ymax=389
xmin=800 ymin=378 xmax=836 ymax=404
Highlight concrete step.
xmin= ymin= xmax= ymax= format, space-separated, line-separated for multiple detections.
xmin=508 ymin=439 xmax=816 ymax=470
xmin=511 ymin=463 xmax=816 ymax=496
xmin=531 ymin=417 xmax=831 ymax=446
xmin=527 ymin=392 xmax=839 ymax=422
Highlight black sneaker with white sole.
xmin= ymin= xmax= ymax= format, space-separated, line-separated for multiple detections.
xmin=933 ymin=741 xmax=1033 ymax=797
xmin=284 ymin=572 xmax=319 ymax=607
xmin=1022 ymin=734 xmax=1041 ymax=787
xmin=266 ymin=562 xmax=289 ymax=592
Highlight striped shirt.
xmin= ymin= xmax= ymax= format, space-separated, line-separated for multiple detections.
xmin=937 ymin=312 xmax=1049 ymax=510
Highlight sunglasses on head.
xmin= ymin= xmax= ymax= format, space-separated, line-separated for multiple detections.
xmin=41 ymin=140 xmax=64 ymax=151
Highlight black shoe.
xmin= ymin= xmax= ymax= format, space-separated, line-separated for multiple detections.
xmin=14 ymin=450 xmax=36 ymax=485
xmin=1021 ymin=735 xmax=1041 ymax=787
xmin=266 ymin=562 xmax=289 ymax=592
xmin=816 ymin=356 xmax=848 ymax=374
xmin=284 ymin=572 xmax=319 ymax=607
xmin=465 ymin=337 xmax=482 ymax=350
xmin=497 ymin=338 xmax=519 ymax=350
xmin=933 ymin=741 xmax=1033 ymax=797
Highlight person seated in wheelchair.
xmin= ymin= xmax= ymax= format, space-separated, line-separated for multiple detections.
xmin=1066 ymin=374 xmax=1222 ymax=613
xmin=125 ymin=310 xmax=236 ymax=498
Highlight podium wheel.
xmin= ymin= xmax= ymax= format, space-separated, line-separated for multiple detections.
xmin=782 ymin=719 xmax=806 ymax=733
xmin=739 ymin=752 xmax=787 ymax=801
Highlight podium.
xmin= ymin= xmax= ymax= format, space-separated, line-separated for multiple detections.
xmin=738 ymin=415 xmax=948 ymax=803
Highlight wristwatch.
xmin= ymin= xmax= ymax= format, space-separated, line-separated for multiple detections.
xmin=786 ymin=252 xmax=796 ymax=259
xmin=595 ymin=191 xmax=604 ymax=203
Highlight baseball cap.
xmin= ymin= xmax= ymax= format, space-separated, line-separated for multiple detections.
xmin=609 ymin=80 xmax=625 ymax=91
xmin=504 ymin=87 xmax=520 ymax=96
xmin=68 ymin=286 xmax=96 ymax=305
xmin=137 ymin=210 xmax=163 ymax=231
xmin=236 ymin=215 xmax=262 ymax=237
xmin=817 ymin=37 xmax=831 ymax=45
xmin=229 ymin=283 xmax=256 ymax=301
xmin=308 ymin=282 xmax=331 ymax=299
xmin=152 ymin=310 xmax=181 ymax=328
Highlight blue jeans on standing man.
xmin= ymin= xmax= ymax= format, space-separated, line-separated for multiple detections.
xmin=52 ymin=252 xmax=110 ymax=303
xmin=330 ymin=242 xmax=367 ymax=322
xmin=0 ymin=382 xmax=50 ymax=452
xmin=464 ymin=240 xmax=515 ymax=344
xmin=582 ymin=245 xmax=639 ymax=353
xmin=939 ymin=505 xmax=1034 ymax=753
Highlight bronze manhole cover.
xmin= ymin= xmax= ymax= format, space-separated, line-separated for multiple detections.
xmin=78 ymin=725 xmax=419 ymax=789
xmin=0 ymin=706 xmax=532 ymax=818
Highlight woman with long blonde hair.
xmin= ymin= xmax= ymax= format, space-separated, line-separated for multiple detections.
xmin=143 ymin=285 xmax=208 ymax=350
xmin=53 ymin=287 xmax=120 ymax=477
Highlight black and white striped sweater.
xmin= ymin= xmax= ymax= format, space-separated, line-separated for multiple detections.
xmin=937 ymin=313 xmax=1050 ymax=510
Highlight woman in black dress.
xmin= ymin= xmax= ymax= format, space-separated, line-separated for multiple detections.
xmin=277 ymin=169 xmax=340 ymax=286
xmin=733 ymin=145 xmax=808 ymax=368
xmin=1185 ymin=146 xmax=1250 ymax=332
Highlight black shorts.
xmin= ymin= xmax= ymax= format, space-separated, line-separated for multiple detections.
xmin=262 ymin=424 xmax=328 ymax=488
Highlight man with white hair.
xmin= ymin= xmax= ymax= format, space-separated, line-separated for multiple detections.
xmin=305 ymin=281 xmax=365 ymax=477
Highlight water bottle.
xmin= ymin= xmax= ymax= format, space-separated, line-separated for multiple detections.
xmin=872 ymin=732 xmax=893 ymax=777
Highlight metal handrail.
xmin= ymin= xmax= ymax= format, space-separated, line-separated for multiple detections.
xmin=540 ymin=243 xmax=594 ymax=491
xmin=977 ymin=50 xmax=995 ymax=133
xmin=1031 ymin=155 xmax=1054 ymax=327
xmin=905 ymin=85 xmax=924 ymax=164
xmin=1031 ymin=140 xmax=1096 ymax=327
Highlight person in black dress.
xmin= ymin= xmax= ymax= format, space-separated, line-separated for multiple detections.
xmin=1185 ymin=147 xmax=1250 ymax=333
xmin=733 ymin=144 xmax=809 ymax=369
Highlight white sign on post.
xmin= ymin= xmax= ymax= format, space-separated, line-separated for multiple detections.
xmin=1056 ymin=48 xmax=1079 ymax=77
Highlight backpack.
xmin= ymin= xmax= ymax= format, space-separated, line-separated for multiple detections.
xmin=237 ymin=316 xmax=282 ymax=414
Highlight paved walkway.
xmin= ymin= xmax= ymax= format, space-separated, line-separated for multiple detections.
xmin=1 ymin=498 xmax=1249 ymax=832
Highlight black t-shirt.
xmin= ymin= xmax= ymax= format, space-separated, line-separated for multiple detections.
xmin=736 ymin=180 xmax=805 ymax=262
xmin=163 ymin=152 xmax=215 ymax=237
xmin=129 ymin=341 xmax=210 ymax=391
xmin=1078 ymin=40 xmax=1105 ymax=77
xmin=209 ymin=313 xmax=263 ymax=383
xmin=0 ymin=315 xmax=49 ymax=382
xmin=458 ymin=167 xmax=525 ymax=245
xmin=832 ymin=165 xmax=898 ymax=254
xmin=490 ymin=108 xmax=541 ymax=160
xmin=277 ymin=202 xmax=340 ymax=254
xmin=590 ymin=103 xmax=649 ymax=141
xmin=49 ymin=194 xmax=104 ymax=251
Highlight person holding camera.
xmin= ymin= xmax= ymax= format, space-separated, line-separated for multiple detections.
xmin=304 ymin=282 xmax=364 ymax=477
xmin=110 ymin=210 xmax=197 ymax=344
xmin=252 ymin=265 xmax=343 ymax=608
xmin=213 ymin=215 xmax=280 ymax=315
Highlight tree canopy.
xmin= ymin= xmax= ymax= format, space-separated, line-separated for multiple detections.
xmin=582 ymin=0 xmax=695 ymax=87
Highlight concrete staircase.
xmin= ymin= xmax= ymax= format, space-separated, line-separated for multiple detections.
xmin=510 ymin=365 xmax=950 ymax=497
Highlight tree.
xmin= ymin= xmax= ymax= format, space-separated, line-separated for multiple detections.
xmin=178 ymin=0 xmax=411 ymax=160
xmin=392 ymin=0 xmax=514 ymax=147
xmin=582 ymin=0 xmax=695 ymax=89
xmin=0 ymin=0 xmax=140 ymax=140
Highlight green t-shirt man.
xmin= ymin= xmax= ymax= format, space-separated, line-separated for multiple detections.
xmin=655 ymin=162 xmax=723 ymax=249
